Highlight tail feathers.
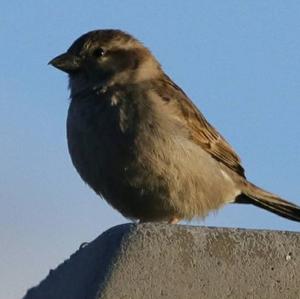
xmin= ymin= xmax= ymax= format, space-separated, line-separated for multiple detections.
xmin=236 ymin=182 xmax=300 ymax=222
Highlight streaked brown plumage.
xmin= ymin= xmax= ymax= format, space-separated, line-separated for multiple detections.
xmin=49 ymin=29 xmax=300 ymax=223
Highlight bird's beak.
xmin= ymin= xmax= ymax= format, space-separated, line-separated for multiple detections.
xmin=48 ymin=52 xmax=81 ymax=73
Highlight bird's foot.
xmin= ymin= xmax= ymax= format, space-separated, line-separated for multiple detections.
xmin=168 ymin=217 xmax=180 ymax=224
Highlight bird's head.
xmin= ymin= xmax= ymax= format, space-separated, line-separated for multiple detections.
xmin=49 ymin=29 xmax=162 ymax=95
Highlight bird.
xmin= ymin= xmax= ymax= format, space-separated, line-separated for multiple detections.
xmin=49 ymin=29 xmax=300 ymax=224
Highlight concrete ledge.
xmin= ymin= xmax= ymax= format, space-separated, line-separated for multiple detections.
xmin=23 ymin=224 xmax=300 ymax=299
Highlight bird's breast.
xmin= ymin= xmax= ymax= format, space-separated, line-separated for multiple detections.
xmin=67 ymin=94 xmax=135 ymax=189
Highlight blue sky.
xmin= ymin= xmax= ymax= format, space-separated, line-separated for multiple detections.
xmin=1 ymin=1 xmax=300 ymax=298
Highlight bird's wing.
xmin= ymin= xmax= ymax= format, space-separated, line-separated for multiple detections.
xmin=156 ymin=76 xmax=245 ymax=177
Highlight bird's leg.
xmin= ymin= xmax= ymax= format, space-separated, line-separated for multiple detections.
xmin=168 ymin=217 xmax=180 ymax=224
xmin=139 ymin=217 xmax=181 ymax=224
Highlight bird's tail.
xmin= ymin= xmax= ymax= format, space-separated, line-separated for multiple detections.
xmin=235 ymin=182 xmax=300 ymax=222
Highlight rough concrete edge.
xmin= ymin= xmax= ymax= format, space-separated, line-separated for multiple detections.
xmin=95 ymin=223 xmax=300 ymax=299
xmin=22 ymin=223 xmax=300 ymax=299
xmin=88 ymin=223 xmax=136 ymax=298
xmin=22 ymin=223 xmax=136 ymax=299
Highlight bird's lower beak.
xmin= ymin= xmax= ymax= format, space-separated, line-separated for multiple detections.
xmin=48 ymin=52 xmax=81 ymax=73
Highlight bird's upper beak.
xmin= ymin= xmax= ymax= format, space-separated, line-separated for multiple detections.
xmin=48 ymin=52 xmax=82 ymax=73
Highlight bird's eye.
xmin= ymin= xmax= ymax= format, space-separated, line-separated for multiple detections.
xmin=92 ymin=48 xmax=105 ymax=58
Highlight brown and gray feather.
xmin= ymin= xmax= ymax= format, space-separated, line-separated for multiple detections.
xmin=49 ymin=29 xmax=300 ymax=223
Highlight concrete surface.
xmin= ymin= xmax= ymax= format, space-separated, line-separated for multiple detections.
xmin=23 ymin=224 xmax=300 ymax=299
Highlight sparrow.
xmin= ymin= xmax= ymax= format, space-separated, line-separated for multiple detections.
xmin=49 ymin=29 xmax=300 ymax=224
